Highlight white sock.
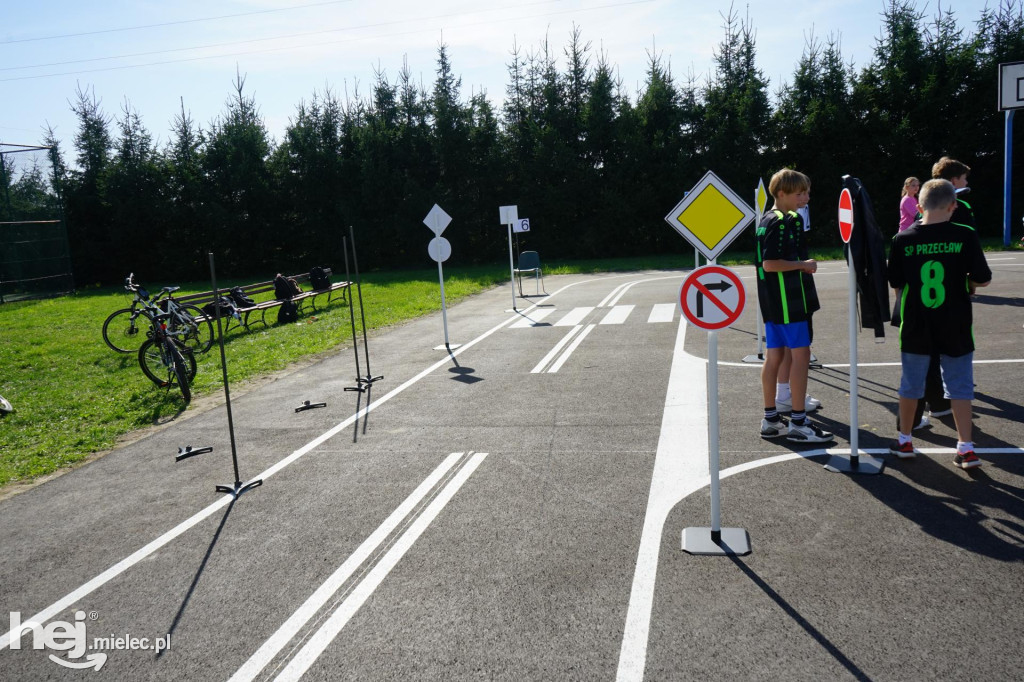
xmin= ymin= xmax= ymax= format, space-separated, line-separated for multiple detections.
xmin=776 ymin=382 xmax=791 ymax=402
xmin=957 ymin=441 xmax=973 ymax=454
xmin=898 ymin=432 xmax=913 ymax=445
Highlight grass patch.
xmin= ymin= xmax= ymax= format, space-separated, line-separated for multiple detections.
xmin=0 ymin=242 xmax=1016 ymax=490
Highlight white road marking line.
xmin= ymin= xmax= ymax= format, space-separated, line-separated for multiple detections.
xmin=273 ymin=453 xmax=488 ymax=682
xmin=598 ymin=281 xmax=633 ymax=308
xmin=531 ymin=325 xmax=585 ymax=374
xmin=229 ymin=453 xmax=467 ymax=682
xmin=555 ymin=306 xmax=595 ymax=326
xmin=647 ymin=304 xmax=675 ymax=324
xmin=617 ymin=318 xmax=707 ymax=682
xmin=0 ymin=288 xmax=580 ymax=650
xmin=604 ymin=276 xmax=680 ymax=307
xmin=600 ymin=305 xmax=635 ymax=325
xmin=510 ymin=307 xmax=555 ymax=328
xmin=548 ymin=324 xmax=597 ymax=373
xmin=0 ymin=273 xmax=644 ymax=651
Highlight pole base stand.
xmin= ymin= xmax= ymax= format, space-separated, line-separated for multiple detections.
xmin=682 ymin=527 xmax=751 ymax=556
xmin=176 ymin=445 xmax=213 ymax=462
xmin=216 ymin=479 xmax=263 ymax=498
xmin=741 ymin=354 xmax=764 ymax=364
xmin=824 ymin=453 xmax=885 ymax=475
xmin=295 ymin=400 xmax=327 ymax=413
xmin=434 ymin=343 xmax=462 ymax=350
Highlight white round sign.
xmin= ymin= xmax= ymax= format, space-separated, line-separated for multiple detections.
xmin=428 ymin=237 xmax=452 ymax=263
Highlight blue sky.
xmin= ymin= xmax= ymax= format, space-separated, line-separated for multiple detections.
xmin=0 ymin=0 xmax=995 ymax=162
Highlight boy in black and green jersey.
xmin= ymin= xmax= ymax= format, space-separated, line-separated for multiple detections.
xmin=756 ymin=169 xmax=832 ymax=444
xmin=887 ymin=179 xmax=992 ymax=468
xmin=932 ymin=156 xmax=976 ymax=230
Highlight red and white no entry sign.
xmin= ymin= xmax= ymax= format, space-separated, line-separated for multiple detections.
xmin=679 ymin=265 xmax=745 ymax=330
xmin=838 ymin=188 xmax=854 ymax=243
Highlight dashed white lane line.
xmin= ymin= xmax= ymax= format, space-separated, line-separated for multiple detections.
xmin=647 ymin=304 xmax=676 ymax=324
xmin=229 ymin=452 xmax=470 ymax=682
xmin=510 ymin=307 xmax=555 ymax=328
xmin=556 ymin=306 xmax=595 ymax=326
xmin=600 ymin=305 xmax=635 ymax=325
xmin=273 ymin=453 xmax=488 ymax=682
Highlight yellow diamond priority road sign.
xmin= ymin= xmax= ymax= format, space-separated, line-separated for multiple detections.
xmin=665 ymin=171 xmax=756 ymax=261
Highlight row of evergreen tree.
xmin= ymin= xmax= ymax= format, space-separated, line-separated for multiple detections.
xmin=4 ymin=0 xmax=1024 ymax=285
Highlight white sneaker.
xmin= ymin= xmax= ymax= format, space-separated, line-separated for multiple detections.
xmin=786 ymin=421 xmax=834 ymax=444
xmin=913 ymin=415 xmax=930 ymax=430
xmin=928 ymin=408 xmax=952 ymax=418
xmin=776 ymin=395 xmax=822 ymax=413
xmin=760 ymin=418 xmax=788 ymax=439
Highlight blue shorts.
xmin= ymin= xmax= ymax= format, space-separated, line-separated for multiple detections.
xmin=899 ymin=352 xmax=974 ymax=400
xmin=765 ymin=321 xmax=811 ymax=349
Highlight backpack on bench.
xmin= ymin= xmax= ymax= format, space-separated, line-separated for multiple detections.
xmin=273 ymin=273 xmax=301 ymax=300
xmin=309 ymin=266 xmax=330 ymax=291
xmin=229 ymin=286 xmax=255 ymax=308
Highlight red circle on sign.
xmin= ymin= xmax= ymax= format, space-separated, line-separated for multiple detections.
xmin=838 ymin=188 xmax=854 ymax=243
xmin=678 ymin=265 xmax=746 ymax=330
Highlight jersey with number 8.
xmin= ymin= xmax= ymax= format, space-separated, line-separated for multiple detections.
xmin=887 ymin=220 xmax=991 ymax=356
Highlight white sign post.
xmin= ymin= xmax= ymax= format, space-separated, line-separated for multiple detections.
xmin=666 ymin=172 xmax=754 ymax=557
xmin=824 ymin=188 xmax=883 ymax=475
xmin=423 ymin=204 xmax=459 ymax=350
xmin=743 ymin=178 xmax=770 ymax=364
xmin=499 ymin=205 xmax=519 ymax=310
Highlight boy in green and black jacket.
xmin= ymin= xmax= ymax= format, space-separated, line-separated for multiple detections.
xmin=755 ymin=169 xmax=832 ymax=444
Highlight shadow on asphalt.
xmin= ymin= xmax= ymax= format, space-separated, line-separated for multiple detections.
xmin=158 ymin=498 xmax=236 ymax=658
xmin=728 ymin=555 xmax=873 ymax=682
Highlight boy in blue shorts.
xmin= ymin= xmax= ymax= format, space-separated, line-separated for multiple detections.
xmin=887 ymin=179 xmax=992 ymax=468
xmin=756 ymin=169 xmax=833 ymax=443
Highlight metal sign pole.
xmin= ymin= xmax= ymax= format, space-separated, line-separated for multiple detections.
xmin=679 ymin=261 xmax=751 ymax=556
xmin=848 ymin=248 xmax=859 ymax=463
xmin=825 ymin=187 xmax=884 ymax=474
xmin=1004 ymin=109 xmax=1015 ymax=247
xmin=507 ymin=222 xmax=517 ymax=311
xmin=708 ymin=328 xmax=721 ymax=540
xmin=438 ymin=259 xmax=450 ymax=347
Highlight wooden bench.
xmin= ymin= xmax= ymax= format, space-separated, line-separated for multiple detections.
xmin=173 ymin=269 xmax=351 ymax=331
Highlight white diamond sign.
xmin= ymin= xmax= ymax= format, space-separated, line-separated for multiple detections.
xmin=423 ymin=204 xmax=452 ymax=236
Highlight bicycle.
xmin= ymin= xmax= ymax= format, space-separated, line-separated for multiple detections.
xmin=137 ymin=310 xmax=197 ymax=404
xmin=102 ymin=274 xmax=213 ymax=355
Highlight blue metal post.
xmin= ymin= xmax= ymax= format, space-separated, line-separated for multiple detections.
xmin=1005 ymin=109 xmax=1015 ymax=246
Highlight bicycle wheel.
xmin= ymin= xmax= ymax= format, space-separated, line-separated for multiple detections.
xmin=171 ymin=304 xmax=214 ymax=354
xmin=102 ymin=308 xmax=146 ymax=354
xmin=138 ymin=338 xmax=197 ymax=388
xmin=168 ymin=341 xmax=192 ymax=405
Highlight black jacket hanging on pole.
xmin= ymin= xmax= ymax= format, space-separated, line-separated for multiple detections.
xmin=842 ymin=175 xmax=890 ymax=339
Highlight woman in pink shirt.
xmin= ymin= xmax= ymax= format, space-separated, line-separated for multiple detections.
xmin=899 ymin=176 xmax=920 ymax=231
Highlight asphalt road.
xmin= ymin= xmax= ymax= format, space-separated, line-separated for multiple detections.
xmin=1 ymin=252 xmax=1022 ymax=681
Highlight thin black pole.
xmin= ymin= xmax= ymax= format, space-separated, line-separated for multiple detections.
xmin=207 ymin=253 xmax=262 ymax=497
xmin=348 ymin=224 xmax=381 ymax=384
xmin=342 ymin=235 xmax=363 ymax=381
xmin=208 ymin=253 xmax=241 ymax=483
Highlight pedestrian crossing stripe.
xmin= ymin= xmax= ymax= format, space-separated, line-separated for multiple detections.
xmin=511 ymin=304 xmax=676 ymax=328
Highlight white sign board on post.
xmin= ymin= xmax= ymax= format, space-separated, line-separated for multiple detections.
xmin=666 ymin=172 xmax=753 ymax=557
xmin=664 ymin=170 xmax=756 ymax=262
xmin=514 ymin=218 xmax=530 ymax=233
xmin=824 ymin=186 xmax=883 ymax=475
xmin=424 ymin=203 xmax=452 ymax=237
xmin=423 ymin=205 xmax=458 ymax=350
xmin=499 ymin=205 xmax=520 ymax=310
